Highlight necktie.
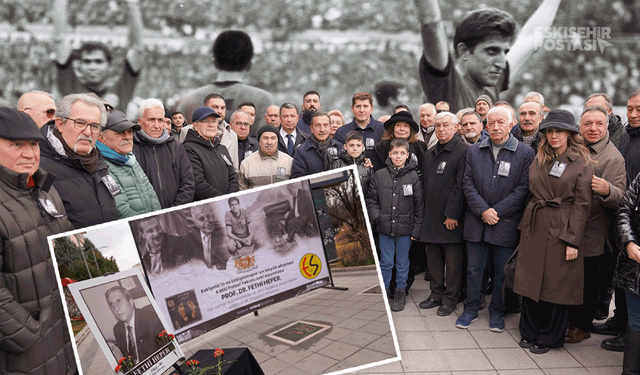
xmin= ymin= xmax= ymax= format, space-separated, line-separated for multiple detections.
xmin=203 ymin=234 xmax=211 ymax=266
xmin=287 ymin=134 xmax=294 ymax=156
xmin=127 ymin=325 xmax=138 ymax=363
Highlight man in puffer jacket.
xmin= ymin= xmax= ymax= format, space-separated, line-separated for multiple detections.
xmin=97 ymin=110 xmax=161 ymax=218
xmin=366 ymin=137 xmax=424 ymax=312
xmin=0 ymin=108 xmax=77 ymax=374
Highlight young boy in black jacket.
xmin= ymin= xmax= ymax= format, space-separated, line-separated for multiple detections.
xmin=366 ymin=137 xmax=424 ymax=311
xmin=330 ymin=130 xmax=373 ymax=195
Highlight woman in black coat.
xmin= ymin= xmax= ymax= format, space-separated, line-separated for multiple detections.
xmin=614 ymin=171 xmax=640 ymax=374
xmin=372 ymin=112 xmax=429 ymax=174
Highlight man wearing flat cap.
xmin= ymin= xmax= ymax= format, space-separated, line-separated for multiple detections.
xmin=239 ymin=125 xmax=294 ymax=190
xmin=0 ymin=108 xmax=77 ymax=374
xmin=40 ymin=93 xmax=119 ymax=229
xmin=183 ymin=106 xmax=239 ymax=200
xmin=97 ymin=110 xmax=161 ymax=218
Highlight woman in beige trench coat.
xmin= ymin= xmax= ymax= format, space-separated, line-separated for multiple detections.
xmin=513 ymin=109 xmax=593 ymax=354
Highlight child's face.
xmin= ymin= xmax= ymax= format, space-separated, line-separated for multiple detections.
xmin=389 ymin=146 xmax=409 ymax=168
xmin=344 ymin=139 xmax=364 ymax=159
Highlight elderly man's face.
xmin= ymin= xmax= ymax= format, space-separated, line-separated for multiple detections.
xmin=435 ymin=117 xmax=456 ymax=144
xmin=193 ymin=115 xmax=219 ymax=141
xmin=419 ymin=106 xmax=435 ymax=129
xmin=0 ymin=138 xmax=40 ymax=177
xmin=138 ymin=106 xmax=165 ymax=138
xmin=259 ymin=132 xmax=278 ymax=156
xmin=205 ymin=97 xmax=226 ymax=120
xmin=107 ymin=289 xmax=135 ymax=323
xmin=302 ymin=94 xmax=320 ymax=112
xmin=264 ymin=106 xmax=280 ymax=126
xmin=56 ymin=101 xmax=101 ymax=156
xmin=311 ymin=115 xmax=331 ymax=142
xmin=461 ymin=113 xmax=483 ymax=142
xmin=78 ymin=50 xmax=109 ymax=86
xmin=99 ymin=129 xmax=134 ymax=155
xmin=230 ymin=112 xmax=252 ymax=140
xmin=239 ymin=106 xmax=256 ymax=125
xmin=628 ymin=96 xmax=640 ymax=129
xmin=487 ymin=110 xmax=513 ymax=144
xmin=192 ymin=207 xmax=215 ymax=234
xmin=580 ymin=110 xmax=608 ymax=144
xmin=519 ymin=102 xmax=543 ymax=135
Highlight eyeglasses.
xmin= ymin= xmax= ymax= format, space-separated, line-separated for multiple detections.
xmin=65 ymin=117 xmax=101 ymax=133
xmin=233 ymin=122 xmax=251 ymax=128
xmin=23 ymin=108 xmax=56 ymax=118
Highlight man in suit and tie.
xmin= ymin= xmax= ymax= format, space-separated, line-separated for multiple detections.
xmin=278 ymin=103 xmax=309 ymax=157
xmin=106 ymin=286 xmax=164 ymax=364
xmin=137 ymin=217 xmax=187 ymax=275
xmin=190 ymin=204 xmax=231 ymax=270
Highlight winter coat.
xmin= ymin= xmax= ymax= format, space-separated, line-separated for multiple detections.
xmin=183 ymin=129 xmax=239 ymax=200
xmin=291 ymin=137 xmax=342 ymax=178
xmin=99 ymin=144 xmax=162 ymax=219
xmin=420 ymin=136 xmax=468 ymax=244
xmin=133 ymin=130 xmax=195 ymax=208
xmin=329 ymin=149 xmax=373 ymax=195
xmin=371 ymin=138 xmax=429 ymax=174
xmin=619 ymin=123 xmax=640 ymax=186
xmin=514 ymin=150 xmax=594 ymax=305
xmin=614 ymin=172 xmax=640 ymax=296
xmin=579 ymin=133 xmax=626 ymax=257
xmin=608 ymin=114 xmax=625 ymax=150
xmin=366 ymin=157 xmax=424 ymax=238
xmin=0 ymin=165 xmax=76 ymax=375
xmin=463 ymin=134 xmax=535 ymax=247
xmin=39 ymin=126 xmax=119 ymax=229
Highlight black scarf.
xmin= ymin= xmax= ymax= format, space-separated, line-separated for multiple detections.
xmin=53 ymin=127 xmax=100 ymax=173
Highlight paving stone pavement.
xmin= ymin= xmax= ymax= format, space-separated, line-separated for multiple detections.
xmin=355 ymin=271 xmax=625 ymax=375
xmin=74 ymin=268 xmax=398 ymax=375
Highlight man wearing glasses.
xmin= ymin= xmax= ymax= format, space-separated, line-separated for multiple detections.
xmin=230 ymin=110 xmax=258 ymax=165
xmin=39 ymin=93 xmax=119 ymax=229
xmin=17 ymin=91 xmax=57 ymax=128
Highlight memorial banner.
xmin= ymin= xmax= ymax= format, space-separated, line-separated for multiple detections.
xmin=67 ymin=270 xmax=184 ymax=375
xmin=128 ymin=179 xmax=331 ymax=343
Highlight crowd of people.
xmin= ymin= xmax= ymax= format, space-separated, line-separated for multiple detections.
xmin=3 ymin=2 xmax=640 ymax=375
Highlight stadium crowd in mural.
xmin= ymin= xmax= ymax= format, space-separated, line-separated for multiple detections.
xmin=2 ymin=0 xmax=640 ymax=373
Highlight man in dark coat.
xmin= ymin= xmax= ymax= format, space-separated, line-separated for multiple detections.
xmin=458 ymin=106 xmax=535 ymax=332
xmin=291 ymin=111 xmax=342 ymax=178
xmin=133 ymin=98 xmax=195 ymax=208
xmin=106 ymin=286 xmax=164 ymax=364
xmin=0 ymin=108 xmax=77 ymax=374
xmin=333 ymin=92 xmax=384 ymax=161
xmin=40 ymin=93 xmax=119 ymax=229
xmin=183 ymin=106 xmax=239 ymax=200
xmin=418 ymin=112 xmax=468 ymax=316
